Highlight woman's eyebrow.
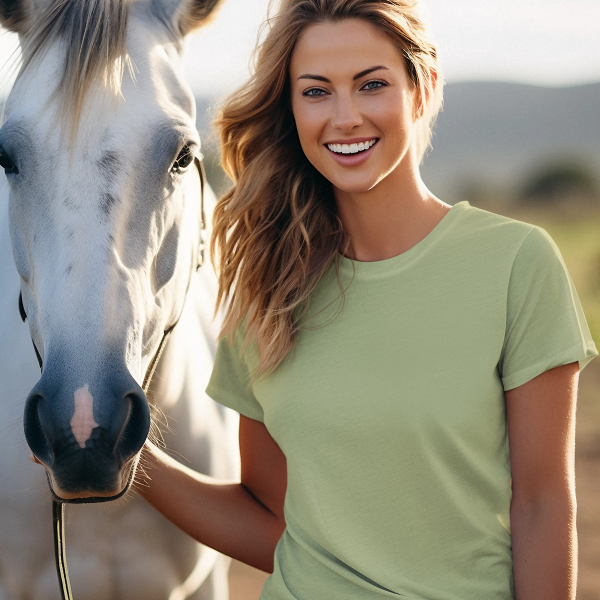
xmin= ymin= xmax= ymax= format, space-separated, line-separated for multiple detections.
xmin=298 ymin=74 xmax=331 ymax=82
xmin=353 ymin=65 xmax=389 ymax=80
xmin=297 ymin=66 xmax=389 ymax=82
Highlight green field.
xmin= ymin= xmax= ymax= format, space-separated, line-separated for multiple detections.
xmin=497 ymin=202 xmax=600 ymax=347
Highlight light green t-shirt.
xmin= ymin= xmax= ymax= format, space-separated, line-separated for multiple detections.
xmin=206 ymin=201 xmax=598 ymax=600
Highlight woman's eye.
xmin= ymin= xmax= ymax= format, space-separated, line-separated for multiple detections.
xmin=303 ymin=88 xmax=328 ymax=97
xmin=171 ymin=145 xmax=194 ymax=174
xmin=362 ymin=80 xmax=386 ymax=91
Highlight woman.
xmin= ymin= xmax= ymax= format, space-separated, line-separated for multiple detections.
xmin=139 ymin=1 xmax=598 ymax=598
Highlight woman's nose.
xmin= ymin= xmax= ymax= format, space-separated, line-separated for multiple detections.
xmin=330 ymin=95 xmax=363 ymax=131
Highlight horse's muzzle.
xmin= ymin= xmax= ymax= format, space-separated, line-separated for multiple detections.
xmin=24 ymin=358 xmax=150 ymax=498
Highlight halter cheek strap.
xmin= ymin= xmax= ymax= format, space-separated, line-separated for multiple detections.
xmin=19 ymin=157 xmax=207 ymax=600
xmin=195 ymin=156 xmax=207 ymax=271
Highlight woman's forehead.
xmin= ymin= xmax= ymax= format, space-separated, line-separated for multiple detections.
xmin=290 ymin=19 xmax=405 ymax=80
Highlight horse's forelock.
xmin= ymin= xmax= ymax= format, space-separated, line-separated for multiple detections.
xmin=19 ymin=0 xmax=131 ymax=134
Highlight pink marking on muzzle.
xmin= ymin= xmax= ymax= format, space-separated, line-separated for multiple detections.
xmin=70 ymin=384 xmax=100 ymax=449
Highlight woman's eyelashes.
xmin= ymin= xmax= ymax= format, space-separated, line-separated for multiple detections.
xmin=301 ymin=79 xmax=388 ymax=97
xmin=361 ymin=79 xmax=387 ymax=91
xmin=303 ymin=87 xmax=329 ymax=97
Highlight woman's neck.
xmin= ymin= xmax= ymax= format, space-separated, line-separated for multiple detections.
xmin=334 ymin=157 xmax=451 ymax=263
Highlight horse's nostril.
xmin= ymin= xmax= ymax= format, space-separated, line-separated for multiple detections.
xmin=23 ymin=370 xmax=150 ymax=495
xmin=24 ymin=392 xmax=53 ymax=465
xmin=115 ymin=388 xmax=150 ymax=463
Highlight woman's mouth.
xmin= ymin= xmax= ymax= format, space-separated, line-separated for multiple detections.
xmin=326 ymin=138 xmax=378 ymax=155
xmin=324 ymin=138 xmax=379 ymax=166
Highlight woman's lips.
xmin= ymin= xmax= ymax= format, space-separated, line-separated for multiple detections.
xmin=325 ymin=138 xmax=379 ymax=167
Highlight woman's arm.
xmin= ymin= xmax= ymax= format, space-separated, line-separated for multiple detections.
xmin=137 ymin=415 xmax=287 ymax=573
xmin=505 ymin=362 xmax=579 ymax=600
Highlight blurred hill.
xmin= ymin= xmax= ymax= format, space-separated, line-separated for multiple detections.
xmin=195 ymin=82 xmax=600 ymax=203
xmin=420 ymin=81 xmax=600 ymax=203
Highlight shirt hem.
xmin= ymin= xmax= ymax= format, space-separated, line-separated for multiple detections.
xmin=502 ymin=341 xmax=598 ymax=391
xmin=205 ymin=381 xmax=265 ymax=422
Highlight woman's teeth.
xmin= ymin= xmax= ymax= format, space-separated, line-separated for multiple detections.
xmin=326 ymin=139 xmax=377 ymax=154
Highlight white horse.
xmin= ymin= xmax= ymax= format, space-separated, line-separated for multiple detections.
xmin=0 ymin=0 xmax=240 ymax=598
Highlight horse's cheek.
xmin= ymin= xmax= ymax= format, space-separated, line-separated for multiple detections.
xmin=8 ymin=203 xmax=33 ymax=284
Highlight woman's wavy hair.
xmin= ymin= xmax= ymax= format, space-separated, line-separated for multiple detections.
xmin=212 ymin=0 xmax=443 ymax=377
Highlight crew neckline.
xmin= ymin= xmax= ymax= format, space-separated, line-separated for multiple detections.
xmin=338 ymin=200 xmax=470 ymax=276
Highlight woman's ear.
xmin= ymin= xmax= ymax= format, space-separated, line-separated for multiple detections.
xmin=413 ymin=68 xmax=438 ymax=121
xmin=430 ymin=69 xmax=438 ymax=91
xmin=412 ymin=87 xmax=425 ymax=121
xmin=151 ymin=0 xmax=224 ymax=37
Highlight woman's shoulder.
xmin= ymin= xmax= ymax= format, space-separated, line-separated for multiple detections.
xmin=454 ymin=200 xmax=535 ymax=234
xmin=436 ymin=201 xmax=569 ymax=284
xmin=451 ymin=201 xmax=552 ymax=255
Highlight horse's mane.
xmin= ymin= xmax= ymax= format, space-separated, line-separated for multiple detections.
xmin=20 ymin=0 xmax=131 ymax=130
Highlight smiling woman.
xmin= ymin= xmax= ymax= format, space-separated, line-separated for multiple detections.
xmin=212 ymin=0 xmax=442 ymax=376
xmin=138 ymin=2 xmax=598 ymax=600
xmin=289 ymin=18 xmax=440 ymax=240
xmin=291 ymin=23 xmax=435 ymax=188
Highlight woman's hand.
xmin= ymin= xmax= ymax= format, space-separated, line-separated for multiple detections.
xmin=137 ymin=418 xmax=287 ymax=573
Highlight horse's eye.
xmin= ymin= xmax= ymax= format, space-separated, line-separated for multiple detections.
xmin=171 ymin=145 xmax=194 ymax=174
xmin=0 ymin=148 xmax=19 ymax=175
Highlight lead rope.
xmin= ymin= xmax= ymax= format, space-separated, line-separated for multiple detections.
xmin=42 ymin=157 xmax=207 ymax=600
xmin=52 ymin=502 xmax=73 ymax=600
xmin=51 ymin=325 xmax=173 ymax=600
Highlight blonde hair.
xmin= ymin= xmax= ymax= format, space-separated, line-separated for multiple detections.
xmin=212 ymin=0 xmax=443 ymax=377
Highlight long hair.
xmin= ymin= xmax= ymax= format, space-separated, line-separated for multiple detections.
xmin=212 ymin=0 xmax=443 ymax=378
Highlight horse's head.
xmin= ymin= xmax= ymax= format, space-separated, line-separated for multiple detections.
xmin=0 ymin=0 xmax=223 ymax=500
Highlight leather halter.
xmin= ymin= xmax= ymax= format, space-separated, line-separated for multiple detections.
xmin=19 ymin=156 xmax=207 ymax=600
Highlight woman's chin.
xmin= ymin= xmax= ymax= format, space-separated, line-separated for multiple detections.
xmin=330 ymin=175 xmax=382 ymax=196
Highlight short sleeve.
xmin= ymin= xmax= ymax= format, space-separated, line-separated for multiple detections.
xmin=499 ymin=226 xmax=598 ymax=391
xmin=205 ymin=327 xmax=264 ymax=422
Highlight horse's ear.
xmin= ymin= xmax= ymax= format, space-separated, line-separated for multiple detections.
xmin=0 ymin=0 xmax=31 ymax=33
xmin=153 ymin=0 xmax=224 ymax=36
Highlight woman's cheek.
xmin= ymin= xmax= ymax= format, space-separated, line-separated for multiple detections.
xmin=296 ymin=119 xmax=326 ymax=169
xmin=293 ymin=100 xmax=328 ymax=147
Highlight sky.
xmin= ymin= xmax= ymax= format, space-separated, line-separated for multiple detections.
xmin=1 ymin=0 xmax=599 ymax=99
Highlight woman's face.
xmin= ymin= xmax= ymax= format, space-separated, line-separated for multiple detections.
xmin=290 ymin=18 xmax=420 ymax=195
